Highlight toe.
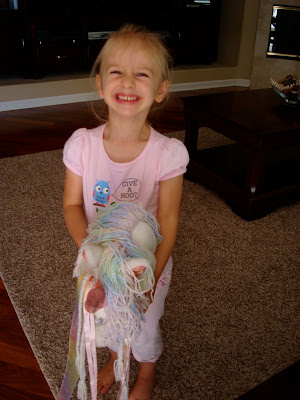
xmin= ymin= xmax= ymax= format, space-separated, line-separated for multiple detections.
xmin=99 ymin=383 xmax=111 ymax=394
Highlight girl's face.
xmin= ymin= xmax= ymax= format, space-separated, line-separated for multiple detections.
xmin=96 ymin=43 xmax=169 ymax=121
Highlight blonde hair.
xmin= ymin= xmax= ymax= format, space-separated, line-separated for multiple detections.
xmin=91 ymin=24 xmax=173 ymax=122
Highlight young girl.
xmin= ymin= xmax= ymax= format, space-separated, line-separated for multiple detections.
xmin=63 ymin=24 xmax=189 ymax=400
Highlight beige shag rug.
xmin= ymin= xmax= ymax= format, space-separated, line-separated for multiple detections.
xmin=0 ymin=129 xmax=299 ymax=400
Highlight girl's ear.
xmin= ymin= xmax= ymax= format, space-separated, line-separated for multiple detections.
xmin=96 ymin=74 xmax=104 ymax=98
xmin=155 ymin=80 xmax=169 ymax=103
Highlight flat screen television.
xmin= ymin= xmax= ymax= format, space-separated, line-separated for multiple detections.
xmin=0 ymin=0 xmax=18 ymax=9
xmin=267 ymin=4 xmax=300 ymax=61
xmin=27 ymin=0 xmax=175 ymax=13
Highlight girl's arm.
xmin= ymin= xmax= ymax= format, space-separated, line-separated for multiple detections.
xmin=63 ymin=167 xmax=88 ymax=247
xmin=154 ymin=174 xmax=184 ymax=286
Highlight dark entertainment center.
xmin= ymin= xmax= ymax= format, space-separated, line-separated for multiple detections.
xmin=0 ymin=0 xmax=221 ymax=79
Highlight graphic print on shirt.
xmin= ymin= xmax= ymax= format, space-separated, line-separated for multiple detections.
xmin=93 ymin=180 xmax=111 ymax=207
xmin=112 ymin=178 xmax=141 ymax=202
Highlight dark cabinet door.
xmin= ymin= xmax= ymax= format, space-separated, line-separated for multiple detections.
xmin=176 ymin=0 xmax=221 ymax=65
xmin=0 ymin=11 xmax=24 ymax=73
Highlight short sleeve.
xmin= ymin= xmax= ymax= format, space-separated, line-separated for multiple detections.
xmin=63 ymin=128 xmax=87 ymax=176
xmin=157 ymin=138 xmax=189 ymax=181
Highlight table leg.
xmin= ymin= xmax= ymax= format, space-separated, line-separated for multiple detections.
xmin=245 ymin=149 xmax=265 ymax=195
xmin=184 ymin=119 xmax=199 ymax=157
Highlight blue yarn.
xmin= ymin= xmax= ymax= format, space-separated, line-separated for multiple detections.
xmin=79 ymin=202 xmax=162 ymax=344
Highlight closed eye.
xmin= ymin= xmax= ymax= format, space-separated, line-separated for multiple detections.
xmin=110 ymin=70 xmax=122 ymax=75
xmin=136 ymin=72 xmax=149 ymax=77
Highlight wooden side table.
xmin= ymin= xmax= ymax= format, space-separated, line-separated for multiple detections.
xmin=182 ymin=89 xmax=300 ymax=220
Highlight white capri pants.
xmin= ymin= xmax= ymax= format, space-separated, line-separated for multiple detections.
xmin=109 ymin=257 xmax=173 ymax=362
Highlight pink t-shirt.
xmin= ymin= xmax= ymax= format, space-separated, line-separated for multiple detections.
xmin=63 ymin=124 xmax=189 ymax=224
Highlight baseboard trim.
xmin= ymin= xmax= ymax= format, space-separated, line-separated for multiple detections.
xmin=170 ymin=79 xmax=250 ymax=92
xmin=0 ymin=79 xmax=250 ymax=112
xmin=0 ymin=92 xmax=100 ymax=112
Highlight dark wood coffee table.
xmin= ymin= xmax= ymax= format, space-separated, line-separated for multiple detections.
xmin=182 ymin=89 xmax=300 ymax=220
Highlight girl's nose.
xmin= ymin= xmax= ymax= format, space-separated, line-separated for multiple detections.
xmin=121 ymin=73 xmax=135 ymax=88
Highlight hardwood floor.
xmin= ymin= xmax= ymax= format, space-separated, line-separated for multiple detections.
xmin=0 ymin=279 xmax=54 ymax=400
xmin=1 ymin=85 xmax=299 ymax=399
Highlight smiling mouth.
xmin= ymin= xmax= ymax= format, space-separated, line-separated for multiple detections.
xmin=117 ymin=95 xmax=138 ymax=101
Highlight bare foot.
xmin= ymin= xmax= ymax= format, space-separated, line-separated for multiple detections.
xmin=129 ymin=362 xmax=156 ymax=400
xmin=97 ymin=350 xmax=117 ymax=394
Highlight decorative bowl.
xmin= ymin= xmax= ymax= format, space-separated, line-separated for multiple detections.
xmin=270 ymin=75 xmax=300 ymax=106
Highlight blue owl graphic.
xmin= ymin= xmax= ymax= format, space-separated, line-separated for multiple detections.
xmin=93 ymin=180 xmax=110 ymax=206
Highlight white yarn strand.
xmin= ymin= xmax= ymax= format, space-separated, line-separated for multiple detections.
xmin=76 ymin=274 xmax=94 ymax=400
